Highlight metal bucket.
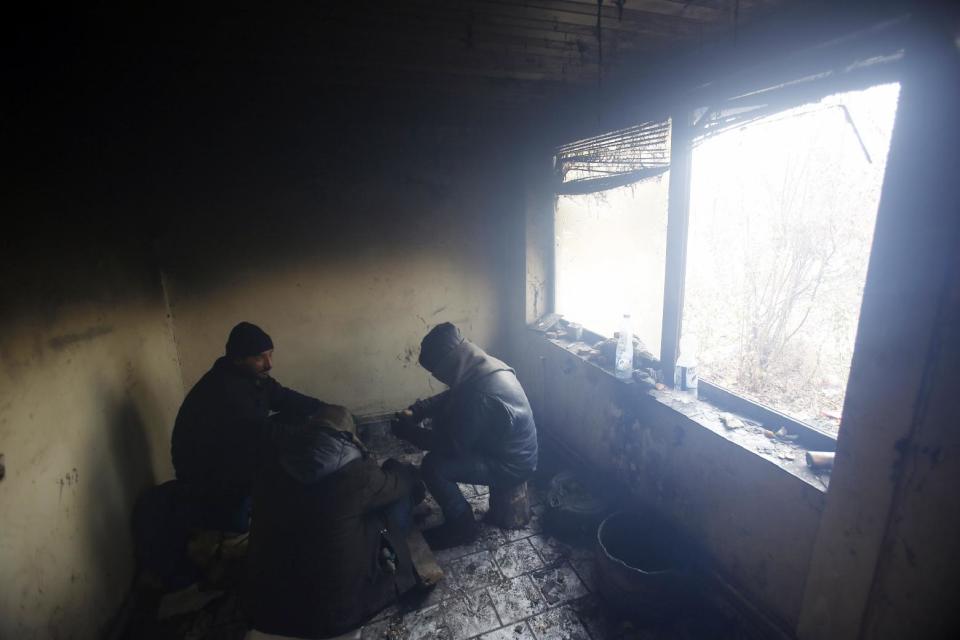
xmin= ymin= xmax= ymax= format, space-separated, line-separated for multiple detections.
xmin=595 ymin=510 xmax=691 ymax=621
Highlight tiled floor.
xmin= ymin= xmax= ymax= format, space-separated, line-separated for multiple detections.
xmin=363 ymin=425 xmax=628 ymax=640
xmin=359 ymin=495 xmax=596 ymax=640
xmin=359 ymin=421 xmax=599 ymax=640
xmin=127 ymin=424 xmax=756 ymax=640
xmin=358 ymin=423 xmax=757 ymax=640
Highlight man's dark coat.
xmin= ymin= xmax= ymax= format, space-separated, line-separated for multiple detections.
xmin=406 ymin=340 xmax=538 ymax=480
xmin=171 ymin=357 xmax=322 ymax=506
xmin=245 ymin=425 xmax=418 ymax=638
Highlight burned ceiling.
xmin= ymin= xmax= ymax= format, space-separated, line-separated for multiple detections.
xmin=146 ymin=1 xmax=795 ymax=111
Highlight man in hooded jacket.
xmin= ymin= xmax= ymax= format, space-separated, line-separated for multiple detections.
xmin=392 ymin=322 xmax=538 ymax=549
xmin=245 ymin=415 xmax=422 ymax=638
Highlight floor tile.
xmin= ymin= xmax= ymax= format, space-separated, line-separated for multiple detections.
xmin=361 ymin=615 xmax=400 ymax=640
xmin=494 ymin=539 xmax=545 ymax=579
xmin=363 ymin=604 xmax=453 ymax=640
xmin=432 ymin=520 xmax=507 ymax=564
xmin=529 ymin=535 xmax=574 ymax=565
xmin=501 ymin=505 xmax=545 ymax=542
xmin=441 ymin=589 xmax=502 ymax=640
xmin=488 ymin=574 xmax=548 ymax=626
xmin=405 ymin=603 xmax=452 ymax=640
xmin=434 ymin=543 xmax=476 ymax=566
xmin=478 ymin=622 xmax=536 ymax=640
xmin=402 ymin=578 xmax=454 ymax=610
xmin=529 ymin=563 xmax=589 ymax=607
xmin=528 ymin=606 xmax=591 ymax=640
xmin=447 ymin=550 xmax=503 ymax=593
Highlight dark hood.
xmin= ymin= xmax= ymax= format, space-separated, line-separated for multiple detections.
xmin=275 ymin=423 xmax=362 ymax=484
xmin=430 ymin=340 xmax=513 ymax=388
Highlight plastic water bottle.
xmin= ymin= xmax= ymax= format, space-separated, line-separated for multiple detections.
xmin=675 ymin=334 xmax=699 ymax=396
xmin=615 ymin=314 xmax=633 ymax=380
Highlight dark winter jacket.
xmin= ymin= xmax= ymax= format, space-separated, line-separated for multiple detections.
xmin=407 ymin=340 xmax=538 ymax=479
xmin=245 ymin=423 xmax=418 ymax=638
xmin=171 ymin=357 xmax=323 ymax=503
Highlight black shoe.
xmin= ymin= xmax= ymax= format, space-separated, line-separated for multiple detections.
xmin=422 ymin=511 xmax=479 ymax=550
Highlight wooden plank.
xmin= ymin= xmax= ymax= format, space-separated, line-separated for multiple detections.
xmin=428 ymin=0 xmax=705 ymax=38
xmin=406 ymin=528 xmax=444 ymax=586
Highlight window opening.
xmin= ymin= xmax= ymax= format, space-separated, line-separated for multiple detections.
xmin=681 ymin=82 xmax=900 ymax=435
xmin=555 ymin=177 xmax=670 ymax=355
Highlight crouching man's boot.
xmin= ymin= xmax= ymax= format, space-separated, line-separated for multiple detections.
xmin=423 ymin=510 xmax=479 ymax=550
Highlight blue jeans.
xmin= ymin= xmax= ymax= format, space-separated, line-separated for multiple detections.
xmin=420 ymin=452 xmax=522 ymax=521
xmin=383 ymin=492 xmax=415 ymax=533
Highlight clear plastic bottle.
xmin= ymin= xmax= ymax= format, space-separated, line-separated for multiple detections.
xmin=675 ymin=333 xmax=699 ymax=396
xmin=615 ymin=314 xmax=633 ymax=380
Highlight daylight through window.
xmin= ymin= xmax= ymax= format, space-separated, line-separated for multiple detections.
xmin=682 ymin=83 xmax=901 ymax=434
xmin=555 ymin=176 xmax=670 ymax=356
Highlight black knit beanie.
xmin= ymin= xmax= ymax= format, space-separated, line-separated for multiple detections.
xmin=418 ymin=322 xmax=463 ymax=372
xmin=225 ymin=322 xmax=274 ymax=358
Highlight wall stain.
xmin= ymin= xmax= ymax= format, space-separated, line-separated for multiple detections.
xmin=48 ymin=326 xmax=113 ymax=351
xmin=56 ymin=468 xmax=80 ymax=503
xmin=396 ymin=345 xmax=418 ymax=368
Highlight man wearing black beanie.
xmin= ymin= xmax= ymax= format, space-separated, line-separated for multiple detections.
xmin=393 ymin=322 xmax=538 ymax=549
xmin=170 ymin=321 xmax=327 ymax=534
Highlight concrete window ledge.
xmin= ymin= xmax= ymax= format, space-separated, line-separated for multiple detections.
xmin=524 ymin=328 xmax=830 ymax=494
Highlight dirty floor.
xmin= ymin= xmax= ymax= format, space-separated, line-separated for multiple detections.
xmin=356 ymin=422 xmax=753 ymax=640
xmin=125 ymin=422 xmax=758 ymax=640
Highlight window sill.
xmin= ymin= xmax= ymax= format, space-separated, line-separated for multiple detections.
xmin=530 ymin=327 xmax=831 ymax=493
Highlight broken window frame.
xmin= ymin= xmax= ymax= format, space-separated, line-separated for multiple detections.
xmin=552 ymin=20 xmax=906 ymax=451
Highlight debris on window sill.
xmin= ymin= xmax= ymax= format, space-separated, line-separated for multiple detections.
xmin=648 ymin=385 xmax=830 ymax=491
xmin=531 ymin=323 xmax=830 ymax=492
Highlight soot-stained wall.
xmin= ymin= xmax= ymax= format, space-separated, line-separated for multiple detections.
xmin=0 ymin=232 xmax=184 ymax=639
xmin=156 ymin=106 xmax=526 ymax=414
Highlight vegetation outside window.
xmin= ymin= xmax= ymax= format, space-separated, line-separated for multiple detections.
xmin=682 ymin=83 xmax=900 ymax=435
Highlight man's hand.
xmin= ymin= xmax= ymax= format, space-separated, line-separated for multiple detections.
xmin=390 ymin=409 xmax=417 ymax=441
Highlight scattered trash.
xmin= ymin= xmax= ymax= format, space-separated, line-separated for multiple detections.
xmin=532 ymin=312 xmax=562 ymax=333
xmin=719 ymin=413 xmax=744 ymax=430
xmin=773 ymin=426 xmax=799 ymax=441
xmin=589 ymin=336 xmax=658 ymax=373
xmin=632 ymin=369 xmax=656 ymax=387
